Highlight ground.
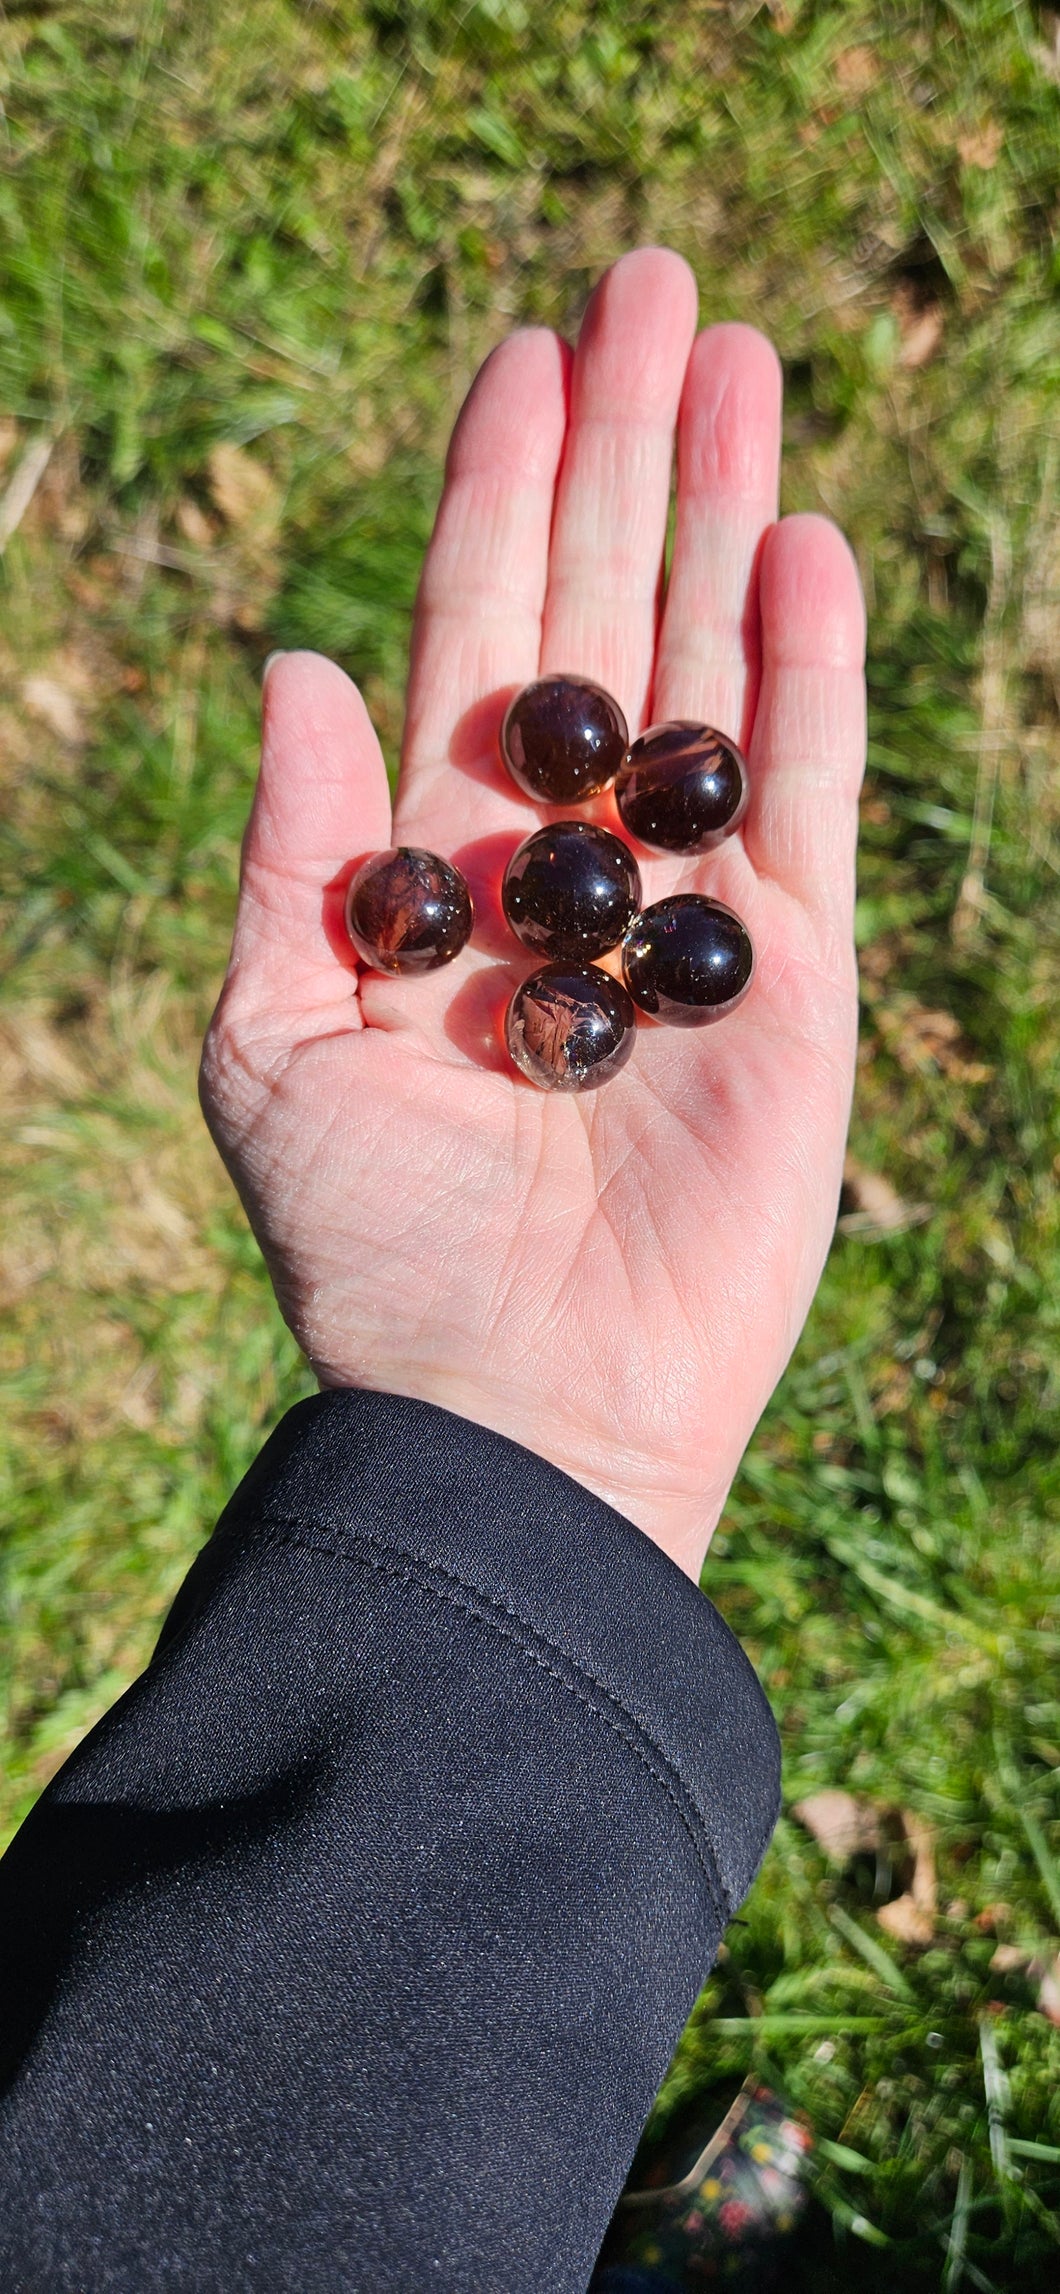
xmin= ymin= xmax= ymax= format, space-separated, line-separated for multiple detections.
xmin=1 ymin=3 xmax=1059 ymax=2283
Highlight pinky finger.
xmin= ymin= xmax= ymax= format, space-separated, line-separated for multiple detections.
xmin=743 ymin=514 xmax=866 ymax=932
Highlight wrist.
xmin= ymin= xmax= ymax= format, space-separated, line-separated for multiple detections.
xmin=314 ymin=1359 xmax=732 ymax=1581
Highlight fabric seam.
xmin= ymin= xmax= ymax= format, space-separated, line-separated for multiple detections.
xmin=229 ymin=1514 xmax=729 ymax=1923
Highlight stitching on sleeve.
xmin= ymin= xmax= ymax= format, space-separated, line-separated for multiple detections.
xmin=238 ymin=1517 xmax=729 ymax=1925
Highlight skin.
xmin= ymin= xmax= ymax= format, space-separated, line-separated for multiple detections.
xmin=199 ymin=248 xmax=866 ymax=1583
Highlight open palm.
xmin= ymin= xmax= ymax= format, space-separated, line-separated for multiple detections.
xmin=200 ymin=250 xmax=866 ymax=1580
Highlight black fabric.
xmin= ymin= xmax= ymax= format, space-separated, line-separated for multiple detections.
xmin=0 ymin=1390 xmax=780 ymax=2293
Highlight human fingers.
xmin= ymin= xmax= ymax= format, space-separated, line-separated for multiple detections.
xmin=227 ymin=650 xmax=393 ymax=1017
xmin=742 ymin=513 xmax=867 ymax=925
xmin=538 ymin=246 xmax=698 ymax=733
xmin=392 ymin=326 xmax=571 ymax=846
xmin=651 ymin=323 xmax=782 ymax=748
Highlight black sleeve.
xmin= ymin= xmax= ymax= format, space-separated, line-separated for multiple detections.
xmin=0 ymin=1390 xmax=780 ymax=2294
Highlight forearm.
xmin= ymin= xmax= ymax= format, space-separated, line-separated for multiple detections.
xmin=0 ymin=1391 xmax=779 ymax=2293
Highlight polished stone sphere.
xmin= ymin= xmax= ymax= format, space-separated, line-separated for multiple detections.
xmin=501 ymin=676 xmax=629 ymax=804
xmin=615 ymin=721 xmax=748 ymax=854
xmin=505 ymin=963 xmax=636 ymax=1091
xmin=344 ymin=847 xmax=473 ymax=974
xmin=502 ymin=821 xmax=642 ymax=962
xmin=622 ymin=895 xmax=754 ymax=1026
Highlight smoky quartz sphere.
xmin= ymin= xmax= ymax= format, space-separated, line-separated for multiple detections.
xmin=502 ymin=821 xmax=642 ymax=963
xmin=615 ymin=722 xmax=749 ymax=854
xmin=622 ymin=895 xmax=754 ymax=1027
xmin=344 ymin=847 xmax=473 ymax=975
xmin=505 ymin=963 xmax=636 ymax=1092
xmin=501 ymin=676 xmax=629 ymax=804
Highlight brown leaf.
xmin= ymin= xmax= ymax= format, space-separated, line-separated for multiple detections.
xmin=174 ymin=497 xmax=217 ymax=548
xmin=36 ymin=438 xmax=89 ymax=542
xmin=904 ymin=1813 xmax=937 ymax=1911
xmin=877 ymin=1812 xmax=936 ymax=1945
xmin=975 ymin=1901 xmax=1013 ymax=1934
xmin=0 ymin=417 xmax=19 ymax=474
xmin=891 ymin=283 xmax=945 ymax=372
xmin=792 ymin=1791 xmax=883 ymax=1863
xmin=0 ymin=1012 xmax=86 ymax=1094
xmin=207 ymin=442 xmax=280 ymax=535
xmin=877 ymin=999 xmax=992 ymax=1084
xmin=989 ymin=1943 xmax=1033 ymax=1976
xmin=898 ymin=306 xmax=944 ymax=370
xmin=22 ymin=674 xmax=85 ymax=746
xmin=957 ymin=120 xmax=1003 ymax=170
xmin=835 ymin=46 xmax=878 ymax=93
xmin=839 ymin=1155 xmax=930 ymax=1238
xmin=205 ymin=445 xmax=281 ymax=632
xmin=1038 ymin=1956 xmax=1060 ymax=2026
xmin=227 ymin=591 xmax=279 ymax=636
xmin=899 ymin=1004 xmax=960 ymax=1057
xmin=987 ymin=1943 xmax=1060 ymax=2025
xmin=795 ymin=1795 xmax=937 ymax=1941
xmin=877 ymin=1895 xmax=934 ymax=1945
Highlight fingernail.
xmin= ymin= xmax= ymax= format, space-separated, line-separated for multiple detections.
xmin=262 ymin=650 xmax=288 ymax=687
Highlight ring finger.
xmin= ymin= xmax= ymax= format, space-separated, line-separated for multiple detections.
xmin=651 ymin=321 xmax=782 ymax=753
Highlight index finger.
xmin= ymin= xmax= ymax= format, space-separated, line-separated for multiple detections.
xmin=392 ymin=327 xmax=571 ymax=849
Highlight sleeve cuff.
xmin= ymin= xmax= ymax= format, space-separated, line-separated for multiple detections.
xmin=161 ymin=1388 xmax=780 ymax=1919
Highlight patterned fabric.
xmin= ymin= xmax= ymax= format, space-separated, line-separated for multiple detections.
xmin=592 ymin=2080 xmax=813 ymax=2289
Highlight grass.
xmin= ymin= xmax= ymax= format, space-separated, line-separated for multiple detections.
xmin=1 ymin=1 xmax=1059 ymax=2283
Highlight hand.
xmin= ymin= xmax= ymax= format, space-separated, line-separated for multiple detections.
xmin=199 ymin=248 xmax=866 ymax=1581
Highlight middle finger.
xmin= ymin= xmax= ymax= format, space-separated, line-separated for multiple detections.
xmin=539 ymin=247 xmax=699 ymax=736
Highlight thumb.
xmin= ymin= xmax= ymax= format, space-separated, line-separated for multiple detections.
xmin=232 ymin=649 xmax=393 ymax=990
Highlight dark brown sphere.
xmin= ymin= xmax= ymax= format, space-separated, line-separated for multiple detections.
xmin=622 ymin=895 xmax=754 ymax=1026
xmin=615 ymin=722 xmax=749 ymax=854
xmin=501 ymin=676 xmax=628 ymax=804
xmin=344 ymin=848 xmax=473 ymax=975
xmin=502 ymin=821 xmax=642 ymax=963
xmin=505 ymin=963 xmax=636 ymax=1092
